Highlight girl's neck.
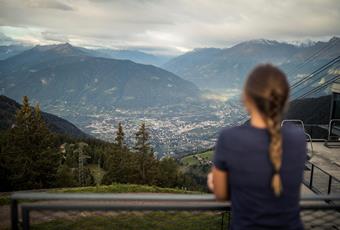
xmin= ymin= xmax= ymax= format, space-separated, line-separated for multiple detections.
xmin=250 ymin=111 xmax=267 ymax=129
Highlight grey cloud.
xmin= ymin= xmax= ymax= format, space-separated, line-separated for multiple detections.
xmin=41 ymin=31 xmax=69 ymax=42
xmin=24 ymin=0 xmax=74 ymax=11
xmin=0 ymin=32 xmax=19 ymax=45
xmin=0 ymin=0 xmax=339 ymax=55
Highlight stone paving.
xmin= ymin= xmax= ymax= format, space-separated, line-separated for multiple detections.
xmin=307 ymin=142 xmax=340 ymax=194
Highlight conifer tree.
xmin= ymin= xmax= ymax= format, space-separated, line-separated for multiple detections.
xmin=11 ymin=96 xmax=33 ymax=143
xmin=115 ymin=122 xmax=125 ymax=149
xmin=2 ymin=96 xmax=60 ymax=190
xmin=156 ymin=157 xmax=179 ymax=187
xmin=102 ymin=123 xmax=131 ymax=184
xmin=133 ymin=123 xmax=158 ymax=184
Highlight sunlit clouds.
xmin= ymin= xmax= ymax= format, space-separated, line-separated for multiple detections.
xmin=0 ymin=0 xmax=339 ymax=55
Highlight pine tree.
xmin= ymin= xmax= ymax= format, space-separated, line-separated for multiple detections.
xmin=56 ymin=164 xmax=77 ymax=187
xmin=1 ymin=96 xmax=60 ymax=190
xmin=133 ymin=123 xmax=158 ymax=184
xmin=156 ymin=157 xmax=179 ymax=187
xmin=4 ymin=96 xmax=35 ymax=189
xmin=11 ymin=96 xmax=34 ymax=145
xmin=103 ymin=122 xmax=133 ymax=184
xmin=115 ymin=122 xmax=125 ymax=149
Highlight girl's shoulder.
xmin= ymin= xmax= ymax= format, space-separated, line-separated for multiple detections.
xmin=218 ymin=124 xmax=263 ymax=140
xmin=281 ymin=122 xmax=305 ymax=137
xmin=219 ymin=123 xmax=305 ymax=143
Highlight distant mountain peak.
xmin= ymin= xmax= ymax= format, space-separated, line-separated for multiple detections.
xmin=33 ymin=43 xmax=85 ymax=56
xmin=295 ymin=39 xmax=316 ymax=48
xmin=243 ymin=39 xmax=280 ymax=46
xmin=329 ymin=36 xmax=340 ymax=43
xmin=297 ymin=36 xmax=339 ymax=47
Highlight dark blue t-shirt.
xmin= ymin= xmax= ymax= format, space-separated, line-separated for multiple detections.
xmin=213 ymin=123 xmax=307 ymax=230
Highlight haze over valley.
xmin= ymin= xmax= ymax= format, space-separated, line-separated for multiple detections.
xmin=1 ymin=0 xmax=339 ymax=157
xmin=1 ymin=36 xmax=339 ymax=156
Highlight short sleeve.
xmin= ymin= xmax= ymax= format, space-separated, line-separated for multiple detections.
xmin=213 ymin=129 xmax=229 ymax=171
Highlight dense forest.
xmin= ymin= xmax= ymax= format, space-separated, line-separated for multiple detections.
xmin=0 ymin=96 xmax=204 ymax=192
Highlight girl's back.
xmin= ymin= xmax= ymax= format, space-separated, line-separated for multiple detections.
xmin=214 ymin=123 xmax=306 ymax=230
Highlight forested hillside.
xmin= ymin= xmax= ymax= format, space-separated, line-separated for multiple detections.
xmin=0 ymin=95 xmax=88 ymax=138
xmin=0 ymin=96 xmax=200 ymax=192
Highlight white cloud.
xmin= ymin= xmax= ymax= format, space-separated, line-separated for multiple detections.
xmin=41 ymin=31 xmax=69 ymax=42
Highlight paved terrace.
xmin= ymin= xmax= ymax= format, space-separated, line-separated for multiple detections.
xmin=308 ymin=142 xmax=340 ymax=178
xmin=307 ymin=142 xmax=340 ymax=194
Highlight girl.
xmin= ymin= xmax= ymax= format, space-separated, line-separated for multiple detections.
xmin=208 ymin=64 xmax=306 ymax=230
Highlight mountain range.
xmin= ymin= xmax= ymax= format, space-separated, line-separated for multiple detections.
xmin=0 ymin=37 xmax=338 ymax=112
xmin=0 ymin=31 xmax=170 ymax=66
xmin=0 ymin=43 xmax=200 ymax=109
xmin=82 ymin=48 xmax=170 ymax=66
xmin=0 ymin=37 xmax=336 ymax=150
xmin=163 ymin=37 xmax=340 ymax=90
xmin=0 ymin=95 xmax=88 ymax=138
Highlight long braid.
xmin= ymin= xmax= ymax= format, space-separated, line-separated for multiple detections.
xmin=264 ymin=91 xmax=284 ymax=196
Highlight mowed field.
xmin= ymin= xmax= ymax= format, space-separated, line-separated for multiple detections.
xmin=180 ymin=150 xmax=214 ymax=167
xmin=0 ymin=183 xmax=228 ymax=230
xmin=30 ymin=212 xmax=228 ymax=230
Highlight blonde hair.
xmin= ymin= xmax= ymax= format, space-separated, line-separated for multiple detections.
xmin=244 ymin=64 xmax=289 ymax=196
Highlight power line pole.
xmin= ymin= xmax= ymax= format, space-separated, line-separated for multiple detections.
xmin=75 ymin=142 xmax=90 ymax=187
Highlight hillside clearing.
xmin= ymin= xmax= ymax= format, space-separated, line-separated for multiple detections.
xmin=180 ymin=150 xmax=213 ymax=167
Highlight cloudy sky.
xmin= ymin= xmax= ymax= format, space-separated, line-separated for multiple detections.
xmin=0 ymin=0 xmax=339 ymax=55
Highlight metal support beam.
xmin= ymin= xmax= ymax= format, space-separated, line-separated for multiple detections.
xmin=11 ymin=199 xmax=18 ymax=230
xmin=22 ymin=207 xmax=30 ymax=230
